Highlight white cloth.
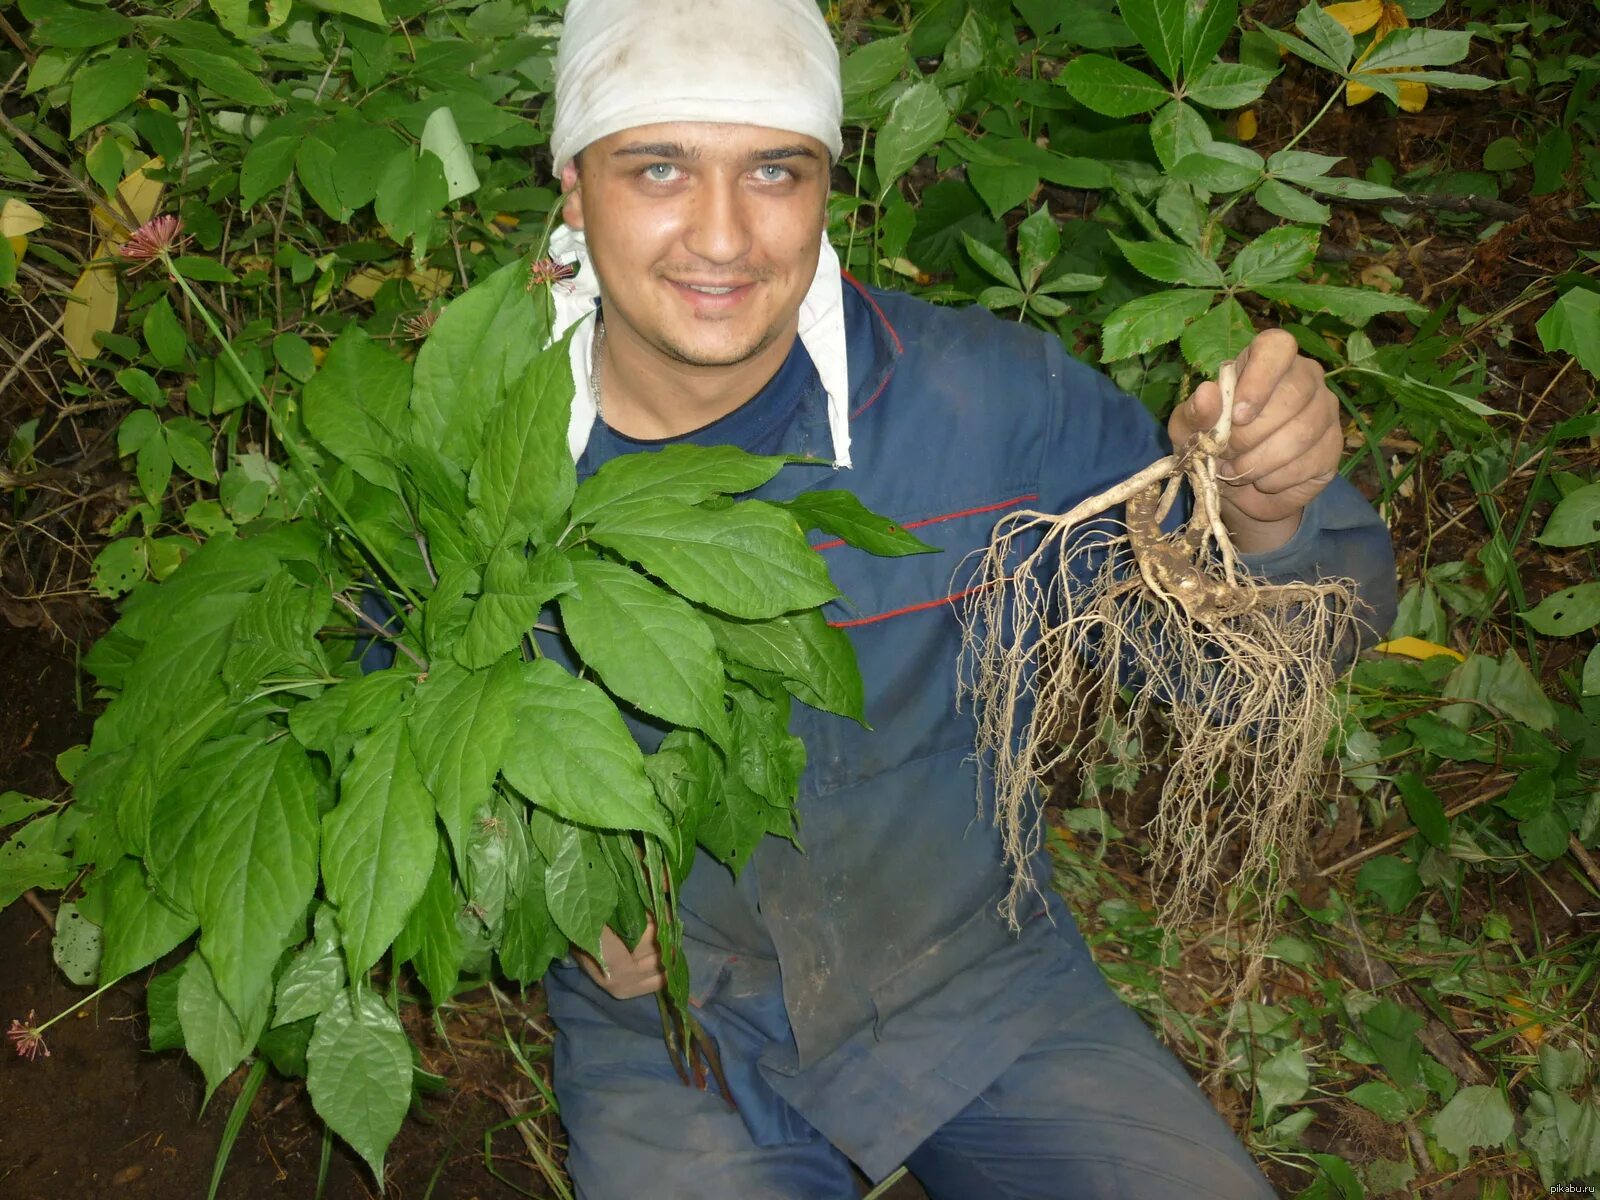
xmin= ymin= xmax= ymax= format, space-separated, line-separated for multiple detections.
xmin=549 ymin=0 xmax=844 ymax=170
xmin=550 ymin=225 xmax=852 ymax=468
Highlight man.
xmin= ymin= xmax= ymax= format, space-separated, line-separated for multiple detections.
xmin=538 ymin=1 xmax=1397 ymax=1197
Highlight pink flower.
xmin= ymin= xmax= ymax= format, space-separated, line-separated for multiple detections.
xmin=7 ymin=1012 xmax=49 ymax=1061
xmin=527 ymin=257 xmax=578 ymax=291
xmin=404 ymin=306 xmax=441 ymax=340
xmin=119 ymin=214 xmax=183 ymax=264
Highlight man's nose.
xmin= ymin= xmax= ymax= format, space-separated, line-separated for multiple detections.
xmin=682 ymin=176 xmax=752 ymax=266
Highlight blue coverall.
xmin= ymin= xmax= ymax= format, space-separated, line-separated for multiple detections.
xmin=543 ymin=278 xmax=1399 ymax=1199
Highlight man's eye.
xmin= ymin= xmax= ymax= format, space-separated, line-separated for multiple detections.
xmin=644 ymin=163 xmax=679 ymax=182
xmin=755 ymin=164 xmax=792 ymax=183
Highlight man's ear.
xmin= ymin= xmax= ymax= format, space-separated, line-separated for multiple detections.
xmin=560 ymin=158 xmax=584 ymax=230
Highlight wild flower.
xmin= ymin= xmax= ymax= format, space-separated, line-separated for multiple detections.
xmin=7 ymin=1012 xmax=49 ymax=1061
xmin=527 ymin=257 xmax=578 ymax=292
xmin=118 ymin=214 xmax=184 ymax=264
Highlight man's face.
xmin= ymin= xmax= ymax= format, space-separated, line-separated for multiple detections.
xmin=561 ymin=122 xmax=830 ymax=372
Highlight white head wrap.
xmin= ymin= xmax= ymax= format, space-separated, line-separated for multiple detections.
xmin=548 ymin=0 xmax=853 ymax=468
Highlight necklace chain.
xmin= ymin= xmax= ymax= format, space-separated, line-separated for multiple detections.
xmin=588 ymin=313 xmax=605 ymax=418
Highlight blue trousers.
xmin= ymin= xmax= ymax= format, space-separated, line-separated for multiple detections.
xmin=547 ymin=960 xmax=1278 ymax=1200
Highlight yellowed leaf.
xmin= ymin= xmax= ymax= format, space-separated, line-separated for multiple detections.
xmin=0 ymin=199 xmax=45 ymax=239
xmin=62 ymin=244 xmax=120 ymax=374
xmin=407 ymin=266 xmax=452 ymax=297
xmin=92 ymin=155 xmax=167 ymax=243
xmin=344 ymin=265 xmax=394 ymax=300
xmin=1326 ymin=0 xmax=1382 ymax=33
xmin=1236 ymin=110 xmax=1258 ymax=141
xmin=1373 ymin=636 xmax=1464 ymax=663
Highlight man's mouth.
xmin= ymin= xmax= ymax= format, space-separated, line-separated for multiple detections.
xmin=685 ymin=284 xmax=736 ymax=295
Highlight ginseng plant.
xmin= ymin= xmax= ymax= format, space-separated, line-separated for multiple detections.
xmin=960 ymin=362 xmax=1364 ymax=973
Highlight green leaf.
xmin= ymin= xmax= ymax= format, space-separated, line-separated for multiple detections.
xmin=1357 ymin=855 xmax=1421 ymax=913
xmin=192 ymin=739 xmax=323 ymax=1024
xmin=143 ymin=298 xmax=188 ymax=368
xmin=238 ymin=114 xmax=309 ymax=209
xmin=1294 ymin=2 xmax=1357 ymax=72
xmin=147 ymin=964 xmax=184 ymax=1052
xmin=1361 ymin=998 xmax=1424 ymax=1088
xmin=1182 ymin=0 xmax=1239 ymax=76
xmin=374 ymin=147 xmax=448 ymax=257
xmin=456 ymin=546 xmax=574 ymax=670
xmin=274 ymin=906 xmax=346 ymax=1027
xmin=541 ymin=822 xmax=616 ymax=959
xmin=842 ymin=33 xmax=909 ymax=108
xmin=1521 ymin=583 xmax=1600 ymax=637
xmin=967 ymin=161 xmax=1040 ymax=221
xmin=1119 ymin=0 xmax=1187 ymax=79
xmin=1348 ymin=1081 xmax=1411 ymax=1123
xmin=322 ymin=717 xmax=438 ymax=979
xmin=34 ymin=5 xmax=134 ymax=47
xmin=166 ymin=420 xmax=216 ymax=483
xmin=407 ymin=659 xmax=520 ymax=867
xmin=466 ymin=335 xmax=576 ymax=547
xmin=1519 ymin=806 xmax=1570 ymax=861
xmin=305 ymin=0 xmax=386 ymax=22
xmin=963 ymin=232 xmax=1022 ymax=289
xmin=1058 ymin=54 xmax=1171 ymax=117
xmin=1395 ymin=773 xmax=1449 ymax=847
xmin=96 ymin=857 xmax=197 ymax=983
xmin=1431 ymin=1085 xmax=1514 ymax=1164
xmin=700 ymin=607 xmax=864 ymax=723
xmin=499 ymin=852 xmax=566 ymax=984
xmin=394 ymin=842 xmax=463 ymax=1004
xmin=302 ymin=328 xmax=411 ymax=494
xmin=1253 ymin=283 xmax=1425 ymax=323
xmin=118 ymin=409 xmax=162 ymax=457
xmin=779 ymin=489 xmax=940 ymax=557
xmin=178 ymin=952 xmax=268 ymax=1106
xmin=1111 ymin=234 xmax=1225 ymax=287
xmin=1016 ymin=205 xmax=1061 ymax=290
xmin=411 ymin=257 xmax=548 ymax=471
xmin=51 ymin=900 xmax=103 ymax=986
xmin=1149 ymin=100 xmax=1211 ymax=172
xmin=1358 ymin=26 xmax=1474 ymax=72
xmin=1100 ymin=288 xmax=1216 ymax=361
xmin=1256 ymin=1043 xmax=1310 ymax=1119
xmin=307 ymin=989 xmax=413 ymax=1183
xmin=502 ymin=659 xmax=669 ymax=840
xmin=419 ymin=106 xmax=479 ymax=202
xmin=1170 ymin=143 xmax=1265 ymax=192
xmin=137 ymin=434 xmax=173 ymax=504
xmin=587 ymin=500 xmax=837 ymax=620
xmin=223 ymin=571 xmax=330 ymax=691
xmin=1536 ymin=289 xmax=1600 ymax=379
xmin=70 ymin=50 xmax=148 ymax=139
xmin=1184 ymin=62 xmax=1276 ymax=110
xmin=571 ymin=444 xmax=789 ymax=527
xmin=1256 ymin=179 xmax=1331 ymax=225
xmin=290 ymin=667 xmax=413 ymax=755
xmin=1227 ymin=226 xmax=1319 ymax=287
xmin=162 ymin=48 xmax=277 ymax=107
xmin=559 ymin=558 xmax=730 ymax=746
xmin=874 ymin=80 xmax=949 ymax=192
xmin=1179 ymin=298 xmax=1255 ymax=374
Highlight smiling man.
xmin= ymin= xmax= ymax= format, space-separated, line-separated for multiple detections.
xmin=538 ymin=2 xmax=1397 ymax=1198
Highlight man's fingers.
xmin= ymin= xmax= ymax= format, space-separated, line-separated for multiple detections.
xmin=1232 ymin=329 xmax=1299 ymax=423
xmin=1242 ymin=425 xmax=1342 ymax=496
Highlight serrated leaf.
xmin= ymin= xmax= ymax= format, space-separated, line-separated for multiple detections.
xmin=1100 ymin=288 xmax=1216 ymax=361
xmin=1016 ymin=205 xmax=1061 ymax=290
xmin=1256 ymin=1042 xmax=1309 ymax=1118
xmin=1256 ymin=179 xmax=1331 ymax=225
xmin=1149 ymin=99 xmax=1212 ymax=172
xmin=407 ymin=659 xmax=519 ymax=868
xmin=192 ymin=738 xmax=323 ymax=1024
xmin=97 ymin=857 xmax=196 ymax=983
xmin=303 ymin=329 xmax=411 ymax=494
xmin=1357 ymin=855 xmax=1422 ymax=913
xmin=499 ymin=852 xmax=566 ymax=984
xmin=178 ymin=951 xmax=267 ymax=1106
xmin=1120 ymin=0 xmax=1186 ymax=79
xmin=875 ymin=80 xmax=949 ymax=191
xmin=273 ymin=906 xmax=345 ymax=1027
xmin=1253 ymin=282 xmax=1425 ymax=323
xmin=1059 ymin=54 xmax=1171 ymax=117
xmin=699 ymin=607 xmax=865 ymax=723
xmin=289 ymin=667 xmax=414 ymax=755
xmin=1295 ymin=2 xmax=1357 ymax=71
xmin=963 ymin=232 xmax=1022 ymax=289
xmin=780 ymin=489 xmax=939 ymax=557
xmin=1179 ymin=298 xmax=1255 ymax=374
xmin=467 ymin=335 xmax=576 ymax=548
xmin=455 ymin=546 xmax=574 ymax=670
xmin=571 ymin=444 xmax=789 ymax=526
xmin=1536 ymin=289 xmax=1600 ymax=379
xmin=560 ymin=558 xmax=730 ymax=746
xmin=1185 ymin=61 xmax=1276 ymax=110
xmin=1182 ymin=0 xmax=1238 ymax=76
xmin=1228 ymin=226 xmax=1319 ymax=287
xmin=502 ymin=659 xmax=668 ymax=839
xmin=322 ymin=718 xmax=438 ymax=979
xmin=1170 ymin=143 xmax=1265 ymax=192
xmin=239 ymin=114 xmax=310 ymax=209
xmin=541 ymin=823 xmax=616 ymax=960
xmin=394 ymin=841 xmax=463 ymax=1004
xmin=307 ymin=989 xmax=413 ymax=1183
xmin=1112 ymin=234 xmax=1225 ymax=287
xmin=1431 ymin=1085 xmax=1514 ymax=1164
xmin=587 ymin=499 xmax=837 ymax=619
xmin=1348 ymin=1081 xmax=1411 ymax=1123
xmin=147 ymin=963 xmax=184 ymax=1052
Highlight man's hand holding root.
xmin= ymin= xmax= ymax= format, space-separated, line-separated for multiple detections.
xmin=574 ymin=917 xmax=666 ymax=1000
xmin=1166 ymin=329 xmax=1342 ymax=555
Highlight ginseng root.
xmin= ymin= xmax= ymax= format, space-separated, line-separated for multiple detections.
xmin=958 ymin=363 xmax=1365 ymax=967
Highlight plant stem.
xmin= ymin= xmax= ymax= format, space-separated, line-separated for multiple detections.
xmin=1277 ymin=85 xmax=1345 ymax=158
xmin=28 ymin=975 xmax=121 ymax=1036
xmin=161 ymin=256 xmax=426 ymax=617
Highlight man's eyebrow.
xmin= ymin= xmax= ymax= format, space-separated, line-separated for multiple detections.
xmin=612 ymin=142 xmax=697 ymax=160
xmin=751 ymin=145 xmax=820 ymax=163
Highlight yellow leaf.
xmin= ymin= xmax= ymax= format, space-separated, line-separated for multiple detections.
xmin=62 ymin=244 xmax=120 ymax=374
xmin=1397 ymin=79 xmax=1428 ymax=112
xmin=1236 ymin=109 xmax=1259 ymax=141
xmin=407 ymin=266 xmax=452 ymax=297
xmin=92 ymin=155 xmax=167 ymax=244
xmin=1505 ymin=996 xmax=1545 ymax=1049
xmin=0 ymin=198 xmax=44 ymax=239
xmin=1373 ymin=637 xmax=1464 ymax=662
xmin=1325 ymin=0 xmax=1382 ymax=33
xmin=310 ymin=344 xmax=327 ymax=368
xmin=1345 ymin=77 xmax=1378 ymax=106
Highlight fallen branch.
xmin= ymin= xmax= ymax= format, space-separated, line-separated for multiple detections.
xmin=1316 ymin=777 xmax=1514 ymax=878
